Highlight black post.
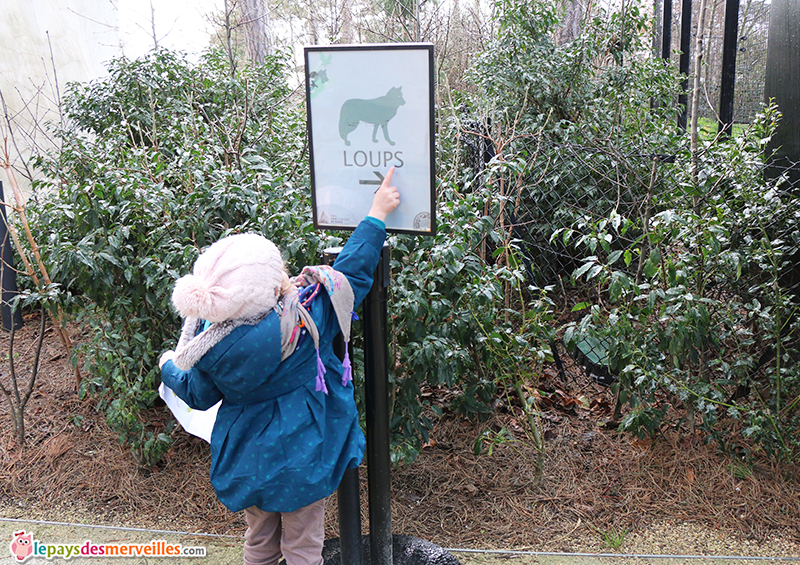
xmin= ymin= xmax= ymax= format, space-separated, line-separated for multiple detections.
xmin=336 ymin=467 xmax=363 ymax=565
xmin=0 ymin=181 xmax=23 ymax=332
xmin=662 ymin=0 xmax=673 ymax=60
xmin=363 ymin=243 xmax=392 ymax=565
xmin=678 ymin=0 xmax=692 ymax=130
xmin=718 ymin=0 xmax=741 ymax=137
xmin=764 ymin=0 xmax=800 ymax=188
xmin=323 ymin=247 xmax=364 ymax=565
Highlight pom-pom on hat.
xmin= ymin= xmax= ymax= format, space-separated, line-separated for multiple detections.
xmin=172 ymin=233 xmax=284 ymax=323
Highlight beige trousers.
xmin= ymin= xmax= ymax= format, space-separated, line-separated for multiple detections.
xmin=243 ymin=499 xmax=325 ymax=565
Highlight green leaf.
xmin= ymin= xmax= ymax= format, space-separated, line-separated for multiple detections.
xmin=574 ymin=261 xmax=595 ymax=279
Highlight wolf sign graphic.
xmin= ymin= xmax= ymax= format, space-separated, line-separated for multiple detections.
xmin=339 ymin=87 xmax=405 ymax=146
xmin=305 ymin=44 xmax=436 ymax=235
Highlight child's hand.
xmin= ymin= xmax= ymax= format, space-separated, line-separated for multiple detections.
xmin=159 ymin=350 xmax=176 ymax=369
xmin=368 ymin=166 xmax=400 ymax=222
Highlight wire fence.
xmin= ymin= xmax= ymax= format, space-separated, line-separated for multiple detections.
xmin=471 ymin=128 xmax=800 ymax=394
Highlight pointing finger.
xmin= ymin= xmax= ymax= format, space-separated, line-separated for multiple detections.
xmin=382 ymin=166 xmax=395 ymax=187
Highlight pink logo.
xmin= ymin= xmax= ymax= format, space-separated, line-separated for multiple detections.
xmin=9 ymin=531 xmax=34 ymax=562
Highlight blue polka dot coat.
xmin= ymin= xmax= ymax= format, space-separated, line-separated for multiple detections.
xmin=160 ymin=218 xmax=385 ymax=513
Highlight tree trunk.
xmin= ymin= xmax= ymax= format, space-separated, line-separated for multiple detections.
xmin=556 ymin=0 xmax=585 ymax=44
xmin=241 ymin=0 xmax=271 ymax=64
xmin=690 ymin=0 xmax=710 ymax=209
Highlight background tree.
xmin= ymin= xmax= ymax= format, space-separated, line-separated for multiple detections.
xmin=210 ymin=0 xmax=276 ymax=73
xmin=241 ymin=0 xmax=273 ymax=63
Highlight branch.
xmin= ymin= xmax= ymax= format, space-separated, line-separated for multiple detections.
xmin=1 ymin=140 xmax=53 ymax=287
xmin=1 ymin=137 xmax=78 ymax=385
xmin=8 ymin=310 xmax=21 ymax=406
xmin=22 ymin=305 xmax=47 ymax=406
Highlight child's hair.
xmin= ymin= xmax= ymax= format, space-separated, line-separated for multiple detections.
xmin=172 ymin=233 xmax=285 ymax=322
xmin=279 ymin=268 xmax=293 ymax=297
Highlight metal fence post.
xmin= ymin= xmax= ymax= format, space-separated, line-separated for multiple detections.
xmin=661 ymin=0 xmax=672 ymax=61
xmin=678 ymin=0 xmax=693 ymax=130
xmin=764 ymin=0 xmax=800 ymax=187
xmin=718 ymin=0 xmax=741 ymax=136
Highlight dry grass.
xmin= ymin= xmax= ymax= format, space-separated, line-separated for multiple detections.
xmin=389 ymin=413 xmax=800 ymax=548
xmin=1 ymin=310 xmax=799 ymax=550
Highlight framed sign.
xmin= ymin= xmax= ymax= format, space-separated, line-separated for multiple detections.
xmin=305 ymin=43 xmax=436 ymax=235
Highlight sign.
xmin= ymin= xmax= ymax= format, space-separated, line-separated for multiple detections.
xmin=305 ymin=43 xmax=436 ymax=235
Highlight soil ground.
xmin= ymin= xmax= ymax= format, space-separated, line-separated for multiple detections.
xmin=1 ymin=311 xmax=799 ymax=563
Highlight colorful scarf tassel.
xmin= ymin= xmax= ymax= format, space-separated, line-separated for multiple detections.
xmin=342 ymin=341 xmax=353 ymax=386
xmin=315 ymin=348 xmax=328 ymax=394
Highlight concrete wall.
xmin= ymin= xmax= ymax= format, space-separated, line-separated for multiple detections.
xmin=0 ymin=0 xmax=119 ymax=195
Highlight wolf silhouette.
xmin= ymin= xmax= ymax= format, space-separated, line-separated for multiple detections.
xmin=338 ymin=87 xmax=405 ymax=146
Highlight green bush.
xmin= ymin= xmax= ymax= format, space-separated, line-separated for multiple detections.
xmin=387 ymin=179 xmax=554 ymax=463
xmin=22 ymin=0 xmax=797 ymax=469
xmin=24 ymin=43 xmax=556 ymax=467
xmin=443 ymin=0 xmax=799 ymax=462
xmin=462 ymin=0 xmax=684 ymax=284
xmin=29 ymin=49 xmax=326 ymax=465
xmin=561 ymin=105 xmax=800 ymax=461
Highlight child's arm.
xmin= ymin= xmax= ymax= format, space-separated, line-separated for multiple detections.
xmin=332 ymin=167 xmax=401 ymax=307
xmin=160 ymin=351 xmax=224 ymax=410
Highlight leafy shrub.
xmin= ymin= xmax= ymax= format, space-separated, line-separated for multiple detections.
xmin=26 ymin=46 xmax=550 ymax=468
xmin=387 ymin=178 xmax=554 ymax=464
xmin=561 ymin=105 xmax=800 ymax=461
xmin=384 ymin=0 xmax=686 ymax=462
xmin=28 ymin=49 xmax=326 ymax=465
xmin=463 ymin=0 xmax=684 ymax=284
xmin=444 ymin=0 xmax=799 ymax=462
xmin=20 ymin=0 xmax=795 ymax=469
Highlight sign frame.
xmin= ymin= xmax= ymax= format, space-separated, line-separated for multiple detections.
xmin=304 ymin=43 xmax=436 ymax=236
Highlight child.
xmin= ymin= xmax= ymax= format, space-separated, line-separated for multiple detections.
xmin=159 ymin=168 xmax=400 ymax=565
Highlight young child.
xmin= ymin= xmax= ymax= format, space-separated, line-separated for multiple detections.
xmin=159 ymin=168 xmax=400 ymax=565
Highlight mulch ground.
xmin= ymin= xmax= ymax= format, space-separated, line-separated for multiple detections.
xmin=1 ymin=309 xmax=799 ymax=549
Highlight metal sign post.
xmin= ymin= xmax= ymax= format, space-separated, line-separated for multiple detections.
xmin=323 ymin=247 xmax=364 ymax=565
xmin=363 ymin=243 xmax=392 ymax=565
xmin=310 ymin=44 xmax=457 ymax=565
xmin=324 ymin=243 xmax=393 ymax=565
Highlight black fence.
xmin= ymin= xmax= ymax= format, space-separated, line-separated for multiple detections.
xmin=478 ymin=128 xmax=800 ymax=402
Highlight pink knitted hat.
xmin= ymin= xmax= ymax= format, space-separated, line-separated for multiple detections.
xmin=171 ymin=233 xmax=284 ymax=322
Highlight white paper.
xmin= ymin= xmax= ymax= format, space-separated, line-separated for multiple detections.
xmin=159 ymin=382 xmax=220 ymax=443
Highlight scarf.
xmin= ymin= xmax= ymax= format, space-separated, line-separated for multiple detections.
xmin=171 ymin=265 xmax=355 ymax=395
xmin=281 ymin=265 xmax=355 ymax=393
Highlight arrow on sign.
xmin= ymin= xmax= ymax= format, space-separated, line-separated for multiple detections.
xmin=359 ymin=171 xmax=384 ymax=190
